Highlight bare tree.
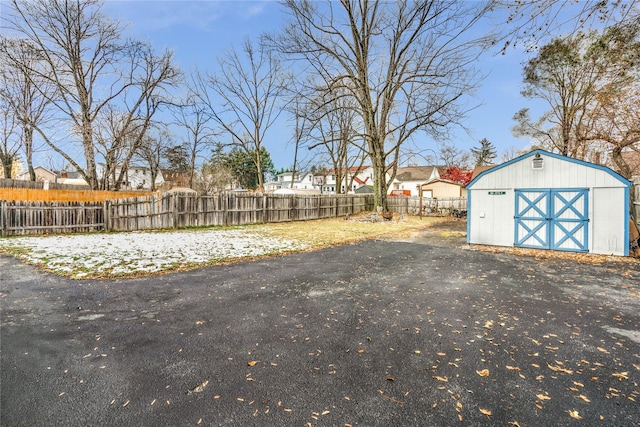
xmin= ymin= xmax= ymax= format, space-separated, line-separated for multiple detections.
xmin=135 ymin=127 xmax=174 ymax=191
xmin=0 ymin=37 xmax=55 ymax=180
xmin=3 ymin=0 xmax=179 ymax=189
xmin=514 ymin=25 xmax=640 ymax=165
xmin=199 ymin=37 xmax=288 ymax=192
xmin=437 ymin=141 xmax=471 ymax=169
xmin=304 ymin=83 xmax=367 ymax=193
xmin=0 ymin=97 xmax=21 ymax=178
xmin=498 ymin=0 xmax=639 ymax=52
xmin=277 ymin=0 xmax=494 ymax=209
xmin=172 ymin=73 xmax=217 ymax=189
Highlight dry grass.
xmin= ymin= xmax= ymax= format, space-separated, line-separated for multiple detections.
xmin=252 ymin=214 xmax=448 ymax=248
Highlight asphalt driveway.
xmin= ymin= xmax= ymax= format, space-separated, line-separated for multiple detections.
xmin=1 ymin=223 xmax=639 ymax=426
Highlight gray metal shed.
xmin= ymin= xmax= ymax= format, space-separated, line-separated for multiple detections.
xmin=466 ymin=149 xmax=632 ymax=256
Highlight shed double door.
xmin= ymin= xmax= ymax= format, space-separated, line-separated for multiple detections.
xmin=514 ymin=189 xmax=589 ymax=252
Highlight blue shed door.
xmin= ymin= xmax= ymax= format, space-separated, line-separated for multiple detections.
xmin=515 ymin=189 xmax=589 ymax=252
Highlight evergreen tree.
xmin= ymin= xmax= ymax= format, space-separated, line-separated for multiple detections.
xmin=221 ymin=147 xmax=274 ymax=190
xmin=471 ymin=138 xmax=497 ymax=166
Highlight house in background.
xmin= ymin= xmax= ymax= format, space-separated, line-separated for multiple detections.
xmin=389 ymin=166 xmax=444 ymax=196
xmin=57 ymin=169 xmax=89 ymax=186
xmin=471 ymin=165 xmax=494 ymax=181
xmin=17 ymin=166 xmax=57 ymax=183
xmin=611 ymin=151 xmax=640 ymax=179
xmin=97 ymin=164 xmax=164 ymax=190
xmin=419 ymin=178 xmax=467 ymax=199
xmin=320 ymin=166 xmax=374 ymax=194
xmin=264 ymin=171 xmax=316 ymax=192
xmin=161 ymin=169 xmax=191 ymax=189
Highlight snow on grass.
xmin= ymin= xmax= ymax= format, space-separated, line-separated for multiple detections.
xmin=0 ymin=228 xmax=308 ymax=278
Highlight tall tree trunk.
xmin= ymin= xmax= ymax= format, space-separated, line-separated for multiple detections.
xmin=23 ymin=126 xmax=36 ymax=181
xmin=371 ymin=137 xmax=388 ymax=211
xmin=1 ymin=155 xmax=12 ymax=178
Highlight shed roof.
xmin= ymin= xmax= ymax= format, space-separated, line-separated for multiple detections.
xmin=467 ymin=149 xmax=631 ymax=189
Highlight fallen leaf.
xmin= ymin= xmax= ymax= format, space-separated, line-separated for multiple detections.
xmin=433 ymin=376 xmax=448 ymax=382
xmin=321 ymin=410 xmax=330 ymax=415
xmin=547 ymin=364 xmax=573 ymax=374
xmin=247 ymin=361 xmax=259 ymax=367
xmin=476 ymin=369 xmax=490 ymax=377
xmin=612 ymin=372 xmax=629 ymax=380
xmin=597 ymin=347 xmax=610 ymax=354
xmin=506 ymin=365 xmax=521 ymax=371
xmin=188 ymin=380 xmax=209 ymax=394
xmin=567 ymin=410 xmax=582 ymax=420
xmin=508 ymin=422 xmax=522 ymax=427
xmin=437 ymin=352 xmax=446 ymax=357
xmin=577 ymin=394 xmax=591 ymax=403
xmin=536 ymin=394 xmax=551 ymax=401
xmin=480 ymin=408 xmax=492 ymax=416
xmin=484 ymin=320 xmax=494 ymax=330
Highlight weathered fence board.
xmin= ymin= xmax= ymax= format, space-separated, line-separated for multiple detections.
xmin=0 ymin=178 xmax=89 ymax=191
xmin=388 ymin=196 xmax=467 ymax=216
xmin=1 ymin=201 xmax=104 ymax=235
xmin=2 ymin=192 xmax=455 ymax=236
xmin=103 ymin=193 xmax=377 ymax=232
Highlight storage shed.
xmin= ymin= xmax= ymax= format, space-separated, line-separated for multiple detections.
xmin=467 ymin=149 xmax=632 ymax=256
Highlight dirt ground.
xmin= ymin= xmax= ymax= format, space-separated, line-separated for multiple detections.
xmin=1 ymin=221 xmax=639 ymax=426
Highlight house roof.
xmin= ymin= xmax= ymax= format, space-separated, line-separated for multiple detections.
xmin=326 ymin=165 xmax=371 ymax=174
xmin=471 ymin=165 xmax=494 ymax=180
xmin=353 ymin=175 xmax=370 ymax=185
xmin=421 ymin=177 xmax=465 ymax=188
xmin=394 ymin=166 xmax=444 ymax=181
xmin=612 ymin=151 xmax=640 ymax=177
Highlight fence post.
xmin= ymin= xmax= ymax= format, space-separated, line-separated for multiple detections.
xmin=261 ymin=194 xmax=266 ymax=224
xmin=103 ymin=200 xmax=110 ymax=232
xmin=1 ymin=200 xmax=5 ymax=237
xmin=223 ymin=192 xmax=228 ymax=226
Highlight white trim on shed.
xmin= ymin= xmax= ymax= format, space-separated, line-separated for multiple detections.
xmin=466 ymin=149 xmax=631 ymax=256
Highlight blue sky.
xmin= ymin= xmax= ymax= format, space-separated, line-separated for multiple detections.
xmin=100 ymin=0 xmax=548 ymax=170
xmin=0 ymin=0 xmax=556 ymax=174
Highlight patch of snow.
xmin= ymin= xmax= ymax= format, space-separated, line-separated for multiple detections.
xmin=0 ymin=228 xmax=307 ymax=277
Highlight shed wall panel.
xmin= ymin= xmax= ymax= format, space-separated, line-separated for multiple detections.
xmin=468 ymin=189 xmax=514 ymax=246
xmin=591 ymin=187 xmax=626 ymax=255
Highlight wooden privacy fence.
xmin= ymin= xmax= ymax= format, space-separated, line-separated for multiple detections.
xmin=387 ymin=196 xmax=467 ymax=216
xmin=1 ymin=192 xmax=375 ymax=236
xmin=1 ymin=200 xmax=104 ymax=235
xmin=105 ymin=193 xmax=374 ymax=231
xmin=0 ymin=178 xmax=89 ymax=191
